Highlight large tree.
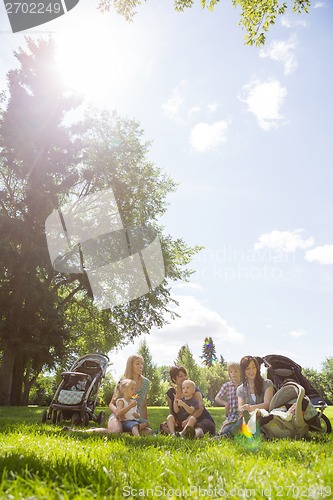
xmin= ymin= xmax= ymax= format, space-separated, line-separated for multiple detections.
xmin=0 ymin=38 xmax=199 ymax=405
xmin=98 ymin=0 xmax=311 ymax=46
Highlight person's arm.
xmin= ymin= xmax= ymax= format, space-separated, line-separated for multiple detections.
xmin=239 ymin=385 xmax=274 ymax=412
xmin=177 ymin=399 xmax=196 ymax=415
xmin=116 ymin=399 xmax=137 ymax=418
xmin=167 ymin=395 xmax=173 ymax=413
xmin=140 ymin=396 xmax=148 ymax=420
xmin=109 ymin=397 xmax=124 ymax=420
xmin=238 ymin=395 xmax=245 ymax=415
xmin=215 ymin=384 xmax=227 ymax=407
xmin=215 ymin=395 xmax=229 ymax=406
xmin=173 ymin=394 xmax=180 ymax=414
xmin=191 ymin=390 xmax=204 ymax=419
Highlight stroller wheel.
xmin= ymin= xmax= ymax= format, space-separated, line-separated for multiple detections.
xmin=83 ymin=413 xmax=90 ymax=427
xmin=52 ymin=410 xmax=58 ymax=425
xmin=319 ymin=414 xmax=332 ymax=434
xmin=71 ymin=412 xmax=81 ymax=426
xmin=41 ymin=409 xmax=47 ymax=423
xmin=97 ymin=411 xmax=105 ymax=426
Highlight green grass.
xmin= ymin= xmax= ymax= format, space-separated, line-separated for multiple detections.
xmin=0 ymin=407 xmax=332 ymax=499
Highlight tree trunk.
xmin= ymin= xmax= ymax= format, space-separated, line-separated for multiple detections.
xmin=0 ymin=344 xmax=17 ymax=405
xmin=22 ymin=367 xmax=39 ymax=406
xmin=10 ymin=353 xmax=26 ymax=405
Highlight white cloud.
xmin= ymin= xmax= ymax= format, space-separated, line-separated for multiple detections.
xmin=187 ymin=106 xmax=201 ymax=118
xmin=305 ymin=244 xmax=333 ymax=265
xmin=240 ymin=79 xmax=288 ymax=130
xmin=259 ymin=36 xmax=298 ymax=75
xmin=281 ymin=17 xmax=307 ymax=28
xmin=254 ymin=229 xmax=315 ymax=253
xmin=208 ymin=101 xmax=219 ymax=113
xmin=174 ymin=282 xmax=203 ymax=291
xmin=190 ymin=120 xmax=228 ymax=152
xmin=109 ymin=295 xmax=244 ymax=378
xmin=289 ymin=329 xmax=306 ymax=338
xmin=313 ymin=2 xmax=325 ymax=8
xmin=161 ymin=80 xmax=188 ymax=120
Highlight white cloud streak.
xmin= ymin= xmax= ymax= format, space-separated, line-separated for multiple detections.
xmin=240 ymin=79 xmax=288 ymax=130
xmin=254 ymin=229 xmax=315 ymax=253
xmin=190 ymin=120 xmax=228 ymax=152
xmin=289 ymin=329 xmax=306 ymax=338
xmin=281 ymin=17 xmax=307 ymax=28
xmin=161 ymin=80 xmax=188 ymax=121
xmin=259 ymin=36 xmax=298 ymax=75
xmin=305 ymin=244 xmax=333 ymax=265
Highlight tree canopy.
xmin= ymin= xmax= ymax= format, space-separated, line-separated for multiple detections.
xmin=98 ymin=0 xmax=311 ymax=46
xmin=0 ymin=37 xmax=200 ymax=405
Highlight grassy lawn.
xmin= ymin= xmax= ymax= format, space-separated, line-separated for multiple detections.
xmin=0 ymin=406 xmax=332 ymax=499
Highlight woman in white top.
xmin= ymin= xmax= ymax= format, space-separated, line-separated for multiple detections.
xmin=237 ymin=355 xmax=274 ymax=416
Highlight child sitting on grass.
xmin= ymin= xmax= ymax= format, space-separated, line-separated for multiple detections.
xmin=114 ymin=379 xmax=148 ymax=436
xmin=215 ymin=362 xmax=241 ymax=436
xmin=167 ymin=379 xmax=211 ymax=438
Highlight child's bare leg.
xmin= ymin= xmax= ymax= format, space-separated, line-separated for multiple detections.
xmin=180 ymin=416 xmax=197 ymax=436
xmin=86 ymin=427 xmax=110 ymax=434
xmin=139 ymin=421 xmax=148 ymax=432
xmin=166 ymin=414 xmax=176 ymax=434
xmin=62 ymin=426 xmax=110 ymax=434
xmin=132 ymin=425 xmax=140 ymax=436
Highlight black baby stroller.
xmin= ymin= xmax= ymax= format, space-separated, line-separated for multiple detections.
xmin=258 ymin=354 xmax=331 ymax=434
xmin=41 ymin=353 xmax=109 ymax=427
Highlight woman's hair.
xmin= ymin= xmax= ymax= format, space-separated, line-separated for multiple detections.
xmin=169 ymin=365 xmax=187 ymax=384
xmin=123 ymin=354 xmax=144 ymax=379
xmin=239 ymin=355 xmax=263 ymax=395
xmin=113 ymin=378 xmax=135 ymax=401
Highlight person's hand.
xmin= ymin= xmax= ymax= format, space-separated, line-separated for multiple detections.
xmin=113 ymin=409 xmax=124 ymax=421
xmin=240 ymin=404 xmax=251 ymax=412
xmin=182 ymin=418 xmax=189 ymax=428
xmin=133 ymin=411 xmax=139 ymax=419
xmin=225 ymin=403 xmax=230 ymax=414
xmin=177 ymin=399 xmax=184 ymax=408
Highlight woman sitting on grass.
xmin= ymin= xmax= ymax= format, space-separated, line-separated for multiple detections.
xmin=108 ymin=354 xmax=151 ymax=434
xmin=160 ymin=365 xmax=202 ymax=435
xmin=237 ymin=355 xmax=274 ymax=416
xmin=167 ymin=379 xmax=199 ymax=438
xmin=163 ymin=367 xmax=215 ymax=438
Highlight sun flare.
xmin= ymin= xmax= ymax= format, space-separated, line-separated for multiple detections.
xmin=54 ymin=11 xmax=149 ymax=105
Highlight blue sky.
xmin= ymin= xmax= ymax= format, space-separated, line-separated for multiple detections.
xmin=1 ymin=0 xmax=332 ymax=379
